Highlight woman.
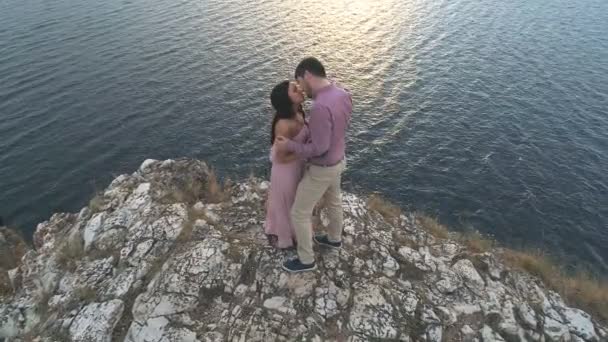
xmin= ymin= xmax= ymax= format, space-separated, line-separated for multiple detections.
xmin=264 ymin=80 xmax=309 ymax=249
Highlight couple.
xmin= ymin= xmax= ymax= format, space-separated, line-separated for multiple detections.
xmin=264 ymin=57 xmax=352 ymax=273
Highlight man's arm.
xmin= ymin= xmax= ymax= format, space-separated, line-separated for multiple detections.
xmin=286 ymin=104 xmax=331 ymax=159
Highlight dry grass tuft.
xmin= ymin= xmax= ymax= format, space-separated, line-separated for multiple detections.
xmin=176 ymin=207 xmax=208 ymax=244
xmin=142 ymin=257 xmax=166 ymax=285
xmin=0 ymin=227 xmax=29 ymax=270
xmin=89 ymin=194 xmax=105 ymax=213
xmin=502 ymin=249 xmax=556 ymax=283
xmin=459 ymin=231 xmax=494 ymax=253
xmin=56 ymin=234 xmax=85 ymax=271
xmin=165 ymin=180 xmax=203 ymax=204
xmin=88 ymin=192 xmax=107 ymax=213
xmin=161 ymin=168 xmax=232 ymax=205
xmin=205 ymin=169 xmax=230 ymax=203
xmin=393 ymin=231 xmax=420 ymax=249
xmin=247 ymin=171 xmax=257 ymax=184
xmin=74 ymin=286 xmax=97 ymax=303
xmin=367 ymin=195 xmax=401 ymax=222
xmin=560 ymin=274 xmax=608 ymax=322
xmin=502 ymin=249 xmax=608 ymax=322
xmin=415 ymin=214 xmax=449 ymax=239
xmin=0 ymin=271 xmax=12 ymax=297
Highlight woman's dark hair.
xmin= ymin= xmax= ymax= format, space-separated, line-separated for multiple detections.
xmin=270 ymin=81 xmax=303 ymax=144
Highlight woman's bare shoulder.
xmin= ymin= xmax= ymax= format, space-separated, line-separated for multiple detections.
xmin=274 ymin=119 xmax=292 ymax=135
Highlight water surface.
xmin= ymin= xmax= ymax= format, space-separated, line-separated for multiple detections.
xmin=1 ymin=0 xmax=607 ymax=272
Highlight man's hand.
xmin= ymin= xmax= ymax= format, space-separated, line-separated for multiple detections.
xmin=275 ymin=135 xmax=289 ymax=152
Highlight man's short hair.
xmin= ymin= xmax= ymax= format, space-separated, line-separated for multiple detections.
xmin=295 ymin=57 xmax=327 ymax=79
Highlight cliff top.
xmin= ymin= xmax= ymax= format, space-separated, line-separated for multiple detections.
xmin=0 ymin=159 xmax=606 ymax=342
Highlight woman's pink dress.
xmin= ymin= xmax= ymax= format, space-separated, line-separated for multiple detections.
xmin=265 ymin=125 xmax=310 ymax=249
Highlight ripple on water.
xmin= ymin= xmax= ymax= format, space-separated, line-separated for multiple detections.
xmin=0 ymin=0 xmax=607 ymax=274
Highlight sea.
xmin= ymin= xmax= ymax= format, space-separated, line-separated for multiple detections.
xmin=1 ymin=0 xmax=607 ymax=274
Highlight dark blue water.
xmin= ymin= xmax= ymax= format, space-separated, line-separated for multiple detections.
xmin=1 ymin=0 xmax=607 ymax=273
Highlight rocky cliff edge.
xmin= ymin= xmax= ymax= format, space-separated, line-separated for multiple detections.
xmin=0 ymin=159 xmax=606 ymax=342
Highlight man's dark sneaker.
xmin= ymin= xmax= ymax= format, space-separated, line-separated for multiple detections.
xmin=282 ymin=259 xmax=317 ymax=273
xmin=314 ymin=234 xmax=342 ymax=248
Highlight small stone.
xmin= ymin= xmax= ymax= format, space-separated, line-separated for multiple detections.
xmin=193 ymin=202 xmax=205 ymax=213
xmin=598 ymin=327 xmax=607 ymax=339
xmin=461 ymin=325 xmax=476 ymax=340
xmin=353 ymin=258 xmax=365 ymax=273
xmin=481 ymin=325 xmax=505 ymax=342
xmin=435 ymin=273 xmax=461 ymax=294
xmin=398 ymin=279 xmax=412 ymax=289
xmin=516 ymin=302 xmax=538 ymax=330
xmin=525 ymin=330 xmax=543 ymax=342
xmin=496 ymin=300 xmax=525 ymax=341
xmin=78 ymin=207 xmax=91 ymax=221
xmin=452 ymin=303 xmax=482 ymax=316
xmin=161 ymin=159 xmax=174 ymax=168
xmin=452 ymin=259 xmax=485 ymax=292
xmin=83 ymin=213 xmax=105 ymax=250
xmin=400 ymin=291 xmax=418 ymax=315
xmin=133 ymin=182 xmax=151 ymax=196
xmin=544 ymin=317 xmax=571 ymax=342
xmin=205 ymin=209 xmax=220 ymax=223
xmin=7 ymin=268 xmax=19 ymax=287
xmin=139 ymin=159 xmax=158 ymax=171
xmin=561 ymin=307 xmax=598 ymax=341
xmin=69 ymin=300 xmax=124 ymax=342
xmin=421 ymin=308 xmax=440 ymax=324
xmin=382 ymin=255 xmax=400 ymax=277
xmin=259 ymin=181 xmax=269 ymax=191
xmin=202 ymin=331 xmax=223 ymax=342
xmin=426 ymin=325 xmax=442 ymax=342
xmin=61 ymin=318 xmax=73 ymax=329
xmin=435 ymin=306 xmax=457 ymax=325
xmin=234 ymin=284 xmax=248 ymax=297
xmin=263 ymin=296 xmax=293 ymax=315
xmin=349 ymin=284 xmax=398 ymax=339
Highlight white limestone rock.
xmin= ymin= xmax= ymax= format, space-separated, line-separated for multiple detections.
xmin=1 ymin=159 xmax=606 ymax=342
xmin=426 ymin=324 xmax=443 ymax=342
xmin=517 ymin=302 xmax=538 ymax=330
xmin=139 ymin=159 xmax=158 ymax=172
xmin=452 ymin=259 xmax=485 ymax=293
xmin=461 ymin=325 xmax=477 ymax=341
xmin=263 ymin=296 xmax=294 ymax=315
xmin=382 ymin=254 xmax=400 ymax=277
xmin=435 ymin=271 xmax=461 ymax=294
xmin=349 ymin=283 xmax=398 ymax=339
xmin=84 ymin=213 xmax=106 ymax=250
xmin=544 ymin=316 xmax=572 ymax=342
xmin=561 ymin=307 xmax=598 ymax=341
xmin=481 ymin=325 xmax=506 ymax=341
xmin=69 ymin=300 xmax=124 ymax=342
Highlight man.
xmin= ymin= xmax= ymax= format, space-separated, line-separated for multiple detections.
xmin=275 ymin=57 xmax=352 ymax=273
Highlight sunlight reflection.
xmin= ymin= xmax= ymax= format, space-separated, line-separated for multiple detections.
xmin=260 ymin=0 xmax=418 ymax=103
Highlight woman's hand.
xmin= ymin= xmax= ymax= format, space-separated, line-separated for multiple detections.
xmin=273 ymin=141 xmax=297 ymax=164
xmin=274 ymin=135 xmax=289 ymax=152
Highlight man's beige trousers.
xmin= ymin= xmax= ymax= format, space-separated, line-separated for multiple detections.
xmin=291 ymin=160 xmax=346 ymax=264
